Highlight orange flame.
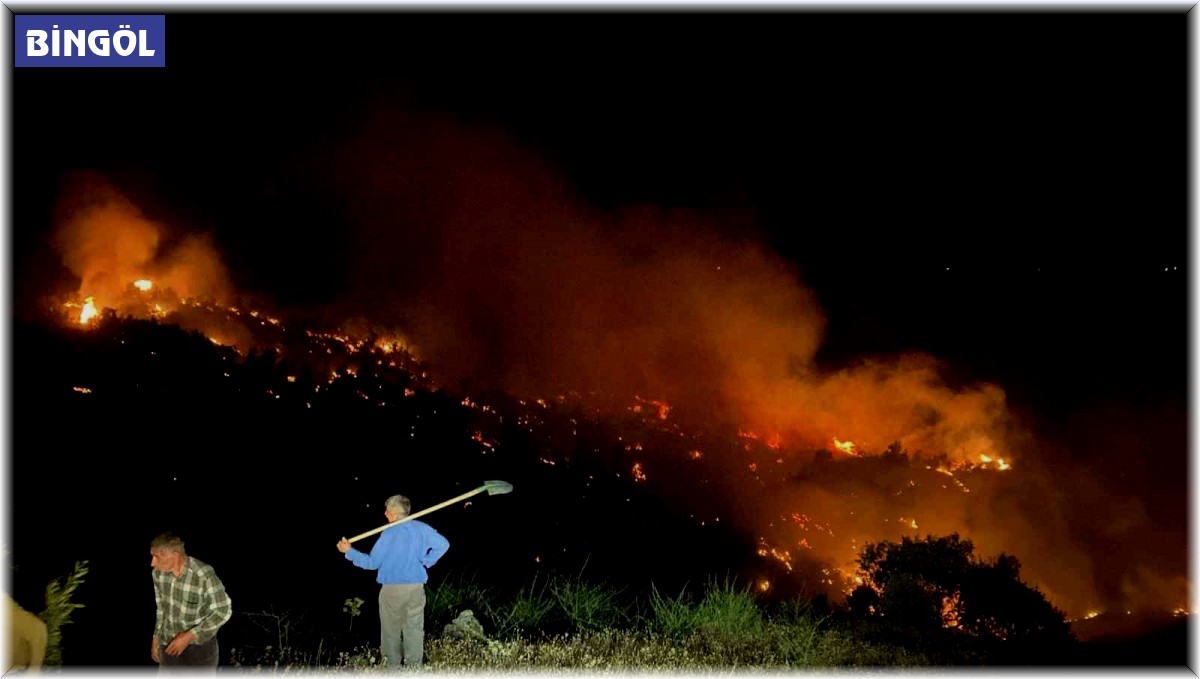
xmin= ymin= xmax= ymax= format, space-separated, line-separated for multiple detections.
xmin=833 ymin=437 xmax=858 ymax=456
xmin=632 ymin=462 xmax=647 ymax=482
xmin=941 ymin=592 xmax=961 ymax=628
xmin=79 ymin=297 xmax=98 ymax=325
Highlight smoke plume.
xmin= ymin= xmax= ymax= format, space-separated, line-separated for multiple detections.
xmin=51 ymin=172 xmax=234 ymax=310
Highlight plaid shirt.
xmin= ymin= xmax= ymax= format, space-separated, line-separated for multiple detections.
xmin=152 ymin=556 xmax=232 ymax=645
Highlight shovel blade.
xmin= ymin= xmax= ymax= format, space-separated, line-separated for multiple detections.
xmin=482 ymin=479 xmax=514 ymax=495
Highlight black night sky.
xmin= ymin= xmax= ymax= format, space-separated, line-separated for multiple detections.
xmin=8 ymin=9 xmax=1190 ymax=668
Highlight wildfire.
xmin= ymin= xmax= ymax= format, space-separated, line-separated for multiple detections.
xmin=78 ymin=297 xmax=98 ymax=325
xmin=756 ymin=536 xmax=795 ymax=572
xmin=45 ymin=267 xmax=1050 ymax=621
xmin=374 ymin=336 xmax=409 ymax=354
xmin=632 ymin=395 xmax=672 ymax=421
xmin=979 ymin=453 xmax=1013 ymax=471
xmin=931 ymin=465 xmax=972 ymax=493
xmin=941 ymin=592 xmax=961 ymax=628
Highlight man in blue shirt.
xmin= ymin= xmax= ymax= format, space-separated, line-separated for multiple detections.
xmin=337 ymin=494 xmax=450 ymax=667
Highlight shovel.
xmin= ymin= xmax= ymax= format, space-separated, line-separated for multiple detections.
xmin=346 ymin=480 xmax=514 ymax=543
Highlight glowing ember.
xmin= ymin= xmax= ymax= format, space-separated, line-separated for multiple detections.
xmin=941 ymin=592 xmax=961 ymax=628
xmin=756 ymin=536 xmax=795 ymax=573
xmin=632 ymin=462 xmax=647 ymax=482
xmin=133 ymin=279 xmax=153 ymax=291
xmin=633 ymin=396 xmax=672 ymax=420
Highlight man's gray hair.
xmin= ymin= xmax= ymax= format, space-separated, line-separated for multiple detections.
xmin=385 ymin=495 xmax=411 ymax=516
xmin=150 ymin=532 xmax=186 ymax=555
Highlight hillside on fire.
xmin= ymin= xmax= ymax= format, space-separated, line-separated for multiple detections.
xmin=8 ymin=293 xmax=1187 ymax=667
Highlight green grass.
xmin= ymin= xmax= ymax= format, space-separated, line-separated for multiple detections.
xmin=648 ymin=582 xmax=696 ymax=637
xmin=226 ymin=572 xmax=945 ymax=671
xmin=550 ymin=575 xmax=629 ymax=633
xmin=482 ymin=574 xmax=556 ymax=639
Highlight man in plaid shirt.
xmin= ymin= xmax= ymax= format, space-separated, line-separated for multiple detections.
xmin=149 ymin=533 xmax=232 ymax=670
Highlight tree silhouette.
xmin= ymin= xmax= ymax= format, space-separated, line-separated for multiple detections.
xmin=851 ymin=533 xmax=1071 ymax=652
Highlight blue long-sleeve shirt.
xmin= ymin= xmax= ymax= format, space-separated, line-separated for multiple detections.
xmin=345 ymin=520 xmax=449 ymax=584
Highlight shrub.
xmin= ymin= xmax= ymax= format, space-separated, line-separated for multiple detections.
xmin=39 ymin=559 xmax=88 ymax=666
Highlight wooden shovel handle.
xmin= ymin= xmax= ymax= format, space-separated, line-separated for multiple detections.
xmin=347 ymin=486 xmax=486 ymax=543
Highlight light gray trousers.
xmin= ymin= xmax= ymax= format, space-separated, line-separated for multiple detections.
xmin=379 ymin=583 xmax=426 ymax=667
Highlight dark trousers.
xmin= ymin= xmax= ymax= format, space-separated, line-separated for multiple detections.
xmin=159 ymin=637 xmax=219 ymax=671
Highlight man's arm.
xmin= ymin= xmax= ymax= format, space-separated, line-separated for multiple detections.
xmin=421 ymin=525 xmax=450 ymax=568
xmin=190 ymin=566 xmax=232 ymax=645
xmin=345 ymin=531 xmax=388 ymax=571
xmin=152 ymin=575 xmax=165 ymax=640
